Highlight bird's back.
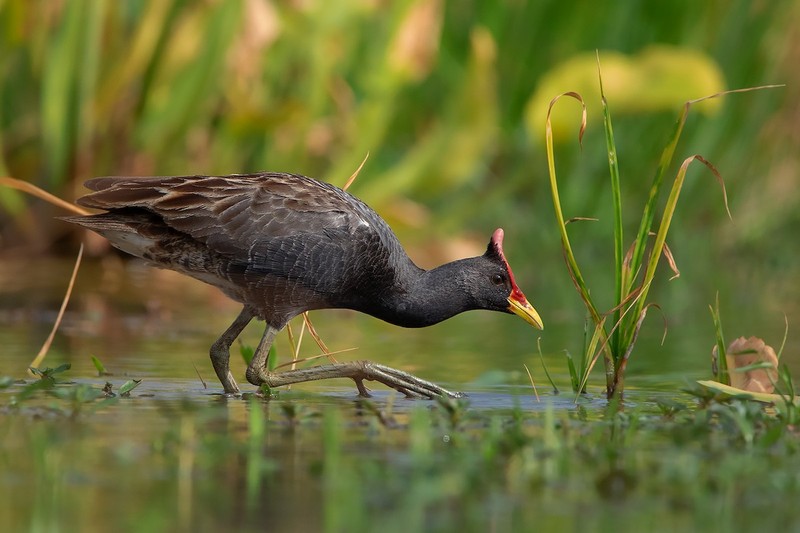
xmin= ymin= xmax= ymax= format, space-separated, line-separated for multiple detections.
xmin=67 ymin=173 xmax=417 ymax=326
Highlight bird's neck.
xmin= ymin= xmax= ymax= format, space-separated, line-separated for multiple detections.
xmin=360 ymin=259 xmax=477 ymax=328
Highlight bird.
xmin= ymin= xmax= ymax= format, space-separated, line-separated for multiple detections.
xmin=63 ymin=172 xmax=543 ymax=398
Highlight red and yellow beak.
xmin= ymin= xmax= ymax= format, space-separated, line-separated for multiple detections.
xmin=486 ymin=228 xmax=543 ymax=329
xmin=508 ymin=293 xmax=543 ymax=330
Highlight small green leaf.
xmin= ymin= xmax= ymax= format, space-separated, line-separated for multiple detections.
xmin=29 ymin=363 xmax=72 ymax=380
xmin=259 ymin=384 xmax=276 ymax=397
xmin=654 ymin=398 xmax=686 ymax=417
xmin=51 ymin=363 xmax=72 ymax=375
xmin=119 ymin=379 xmax=142 ymax=397
xmin=91 ymin=355 xmax=107 ymax=375
xmin=564 ymin=351 xmax=579 ymax=393
xmin=240 ymin=342 xmax=255 ymax=365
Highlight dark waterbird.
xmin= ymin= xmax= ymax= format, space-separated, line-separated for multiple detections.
xmin=64 ymin=172 xmax=543 ymax=398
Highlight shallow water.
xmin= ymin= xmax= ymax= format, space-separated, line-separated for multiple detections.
xmin=3 ymin=254 xmax=797 ymax=394
xmin=2 ymin=254 xmax=799 ymax=531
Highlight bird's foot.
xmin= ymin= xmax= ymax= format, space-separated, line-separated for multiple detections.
xmin=248 ymin=360 xmax=463 ymax=400
xmin=354 ymin=361 xmax=464 ymax=399
xmin=219 ymin=371 xmax=241 ymax=396
xmin=353 ymin=378 xmax=371 ymax=397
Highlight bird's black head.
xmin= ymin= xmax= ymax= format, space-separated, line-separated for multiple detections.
xmin=475 ymin=228 xmax=543 ymax=329
xmin=360 ymin=228 xmax=543 ymax=330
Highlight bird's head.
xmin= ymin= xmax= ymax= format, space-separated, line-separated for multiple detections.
xmin=482 ymin=228 xmax=543 ymax=330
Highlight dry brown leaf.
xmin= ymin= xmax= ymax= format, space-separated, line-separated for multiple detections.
xmin=29 ymin=244 xmax=84 ymax=373
xmin=0 ymin=176 xmax=88 ymax=215
xmin=661 ymin=241 xmax=680 ymax=280
xmin=725 ymin=336 xmax=779 ymax=393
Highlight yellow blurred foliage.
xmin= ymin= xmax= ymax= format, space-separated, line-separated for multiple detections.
xmin=525 ymin=45 xmax=726 ymax=143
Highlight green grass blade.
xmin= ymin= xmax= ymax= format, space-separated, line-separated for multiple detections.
xmin=268 ymin=345 xmax=277 ymax=372
xmin=597 ymin=54 xmax=624 ymax=360
xmin=536 ymin=338 xmax=559 ymax=394
xmin=90 ymin=355 xmax=107 ymax=375
xmin=240 ymin=342 xmax=255 ymax=365
xmin=576 ymin=317 xmax=609 ymax=400
xmin=709 ymin=293 xmax=729 ymax=384
xmin=564 ymin=350 xmax=579 ymax=393
xmin=634 ymin=156 xmax=728 ymax=322
xmin=626 ymin=106 xmax=688 ymax=295
xmin=546 ymin=91 xmax=620 ymax=394
xmin=777 ymin=314 xmax=789 ymax=360
xmin=544 ymin=92 xmax=601 ymax=324
xmin=627 ymin=85 xmax=783 ymax=296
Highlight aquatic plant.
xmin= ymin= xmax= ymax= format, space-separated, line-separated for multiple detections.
xmin=544 ymin=55 xmax=779 ymax=398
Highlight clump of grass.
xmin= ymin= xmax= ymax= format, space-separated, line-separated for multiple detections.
xmin=27 ymin=364 xmax=72 ymax=390
xmin=544 ymin=54 xmax=780 ymax=399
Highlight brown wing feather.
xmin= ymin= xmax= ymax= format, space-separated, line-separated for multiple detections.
xmin=77 ymin=173 xmax=369 ymax=258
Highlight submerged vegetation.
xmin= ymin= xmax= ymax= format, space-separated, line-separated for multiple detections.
xmin=3 ymin=367 xmax=800 ymax=531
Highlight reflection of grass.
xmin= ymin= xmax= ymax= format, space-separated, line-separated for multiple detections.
xmin=545 ymin=56 xmax=778 ymax=399
xmin=4 ymin=368 xmax=800 ymax=530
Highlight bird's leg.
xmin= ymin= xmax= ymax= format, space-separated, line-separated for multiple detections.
xmin=244 ymin=325 xmax=462 ymax=399
xmin=247 ymin=342 xmax=462 ymax=400
xmin=209 ymin=307 xmax=254 ymax=394
xmin=245 ymin=324 xmax=280 ymax=387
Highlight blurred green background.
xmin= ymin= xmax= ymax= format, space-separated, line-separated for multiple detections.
xmin=1 ymin=0 xmax=796 ymax=246
xmin=2 ymin=5 xmax=800 ymax=530
xmin=1 ymin=0 xmax=798 ymax=340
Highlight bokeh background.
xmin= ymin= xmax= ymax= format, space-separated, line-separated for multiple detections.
xmin=3 ymin=5 xmax=800 ymax=530
xmin=1 ymin=0 xmax=798 ymax=379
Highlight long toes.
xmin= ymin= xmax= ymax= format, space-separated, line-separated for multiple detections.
xmin=404 ymin=378 xmax=463 ymax=399
xmin=221 ymin=373 xmax=241 ymax=394
xmin=365 ymin=363 xmax=460 ymax=399
xmin=367 ymin=366 xmax=433 ymax=398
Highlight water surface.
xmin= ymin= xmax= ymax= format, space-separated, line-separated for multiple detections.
xmin=2 ymin=253 xmax=798 ymax=531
